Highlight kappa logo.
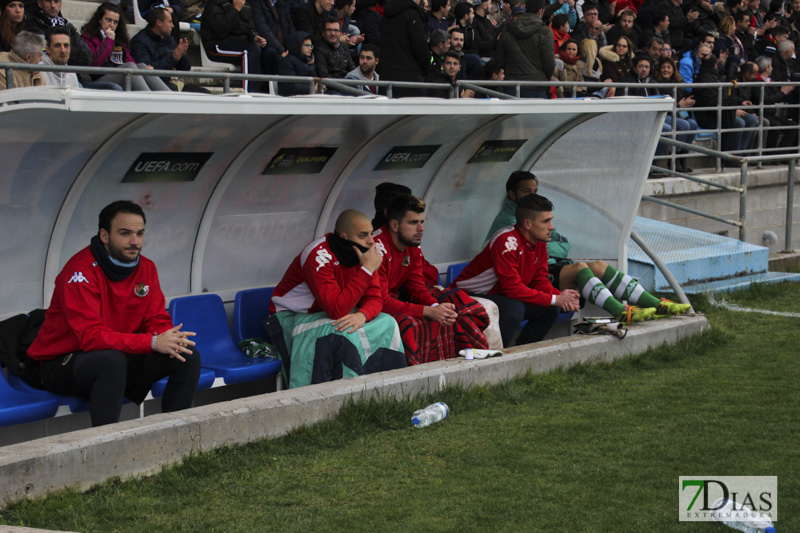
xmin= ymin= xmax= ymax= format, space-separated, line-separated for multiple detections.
xmin=134 ymin=282 xmax=150 ymax=297
xmin=315 ymin=247 xmax=333 ymax=271
xmin=67 ymin=271 xmax=89 ymax=284
xmin=502 ymin=236 xmax=518 ymax=255
xmin=374 ymin=240 xmax=387 ymax=257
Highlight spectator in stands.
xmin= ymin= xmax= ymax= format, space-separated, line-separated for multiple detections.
xmin=693 ymin=53 xmax=759 ymax=156
xmin=718 ymin=15 xmax=745 ymax=76
xmin=493 ymin=0 xmax=555 ymax=98
xmin=137 ymin=0 xmax=182 ymax=41
xmin=360 ymin=0 xmax=384 ymax=45
xmin=771 ymin=39 xmax=796 ymax=82
xmin=428 ymin=28 xmax=450 ymax=74
xmin=25 ymin=0 xmax=91 ymax=66
xmin=81 ymin=3 xmax=171 ymax=91
xmin=684 ymin=0 xmax=721 ymax=41
xmin=606 ymin=8 xmax=640 ymax=49
xmin=639 ymin=10 xmax=670 ymax=49
xmin=201 ymin=0 xmax=276 ymax=92
xmin=41 ymin=26 xmax=78 ymax=87
xmin=554 ymin=38 xmax=586 ymax=97
xmin=0 ymin=0 xmax=25 ymax=52
xmin=652 ymin=55 xmax=698 ymax=172
xmin=277 ymin=30 xmax=318 ymax=95
xmin=679 ymin=41 xmax=711 ymax=84
xmin=450 ymin=25 xmax=482 ymax=75
xmin=345 ymin=42 xmax=379 ymax=92
xmin=26 ymin=200 xmax=202 ymax=427
xmin=426 ymin=0 xmax=451 ymax=36
xmin=574 ymin=5 xmax=606 ymax=48
xmin=130 ymin=7 xmax=197 ymax=91
xmin=640 ymin=35 xmax=665 ymax=63
xmin=249 ymin=0 xmax=296 ymax=59
xmin=472 ymin=0 xmax=498 ymax=58
xmin=376 ymin=0 xmax=430 ymax=97
xmin=599 ymin=35 xmax=634 ymax=82
xmin=0 ymin=30 xmax=43 ymax=89
xmin=753 ymin=55 xmax=798 ymax=152
xmin=453 ymin=193 xmax=580 ymax=347
xmin=659 ymin=0 xmax=688 ymax=54
xmin=578 ymin=36 xmax=603 ymax=83
xmin=550 ymin=12 xmax=570 ymax=53
xmin=268 ymin=209 xmax=406 ymax=389
xmin=453 ymin=2 xmax=478 ymax=55
xmin=428 ymin=49 xmax=475 ymax=97
xmin=293 ymin=0 xmax=333 ymax=43
xmin=735 ymin=11 xmax=756 ymax=61
xmin=314 ymin=17 xmax=355 ymax=85
xmin=755 ymin=20 xmax=785 ymax=57
xmin=620 ymin=53 xmax=652 ymax=94
xmin=479 ymin=173 xmax=690 ymax=342
xmin=373 ymin=194 xmax=489 ymax=364
xmin=543 ymin=0 xmax=577 ymax=30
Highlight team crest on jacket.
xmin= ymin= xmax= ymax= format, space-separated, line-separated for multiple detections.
xmin=134 ymin=282 xmax=150 ymax=297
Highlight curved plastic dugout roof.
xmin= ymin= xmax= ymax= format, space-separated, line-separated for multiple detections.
xmin=0 ymin=89 xmax=671 ymax=316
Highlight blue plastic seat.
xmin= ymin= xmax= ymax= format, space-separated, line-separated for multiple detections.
xmin=169 ymin=294 xmax=281 ymax=385
xmin=445 ymin=262 xmax=468 ymax=287
xmin=6 ymin=371 xmax=89 ymax=414
xmin=0 ymin=369 xmax=59 ymax=427
xmin=232 ymin=287 xmax=275 ymax=344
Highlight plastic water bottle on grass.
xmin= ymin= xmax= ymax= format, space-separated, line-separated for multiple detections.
xmin=412 ymin=402 xmax=449 ymax=428
xmin=712 ymin=498 xmax=776 ymax=533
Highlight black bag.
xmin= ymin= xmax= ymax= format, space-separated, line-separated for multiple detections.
xmin=0 ymin=309 xmax=46 ymax=384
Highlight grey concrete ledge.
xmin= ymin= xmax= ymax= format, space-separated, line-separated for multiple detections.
xmin=645 ymin=166 xmax=798 ymax=197
xmin=0 ymin=314 xmax=709 ymax=509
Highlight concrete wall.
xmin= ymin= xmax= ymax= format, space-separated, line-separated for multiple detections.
xmin=0 ymin=315 xmax=708 ymax=509
xmin=640 ymin=166 xmax=800 ymax=254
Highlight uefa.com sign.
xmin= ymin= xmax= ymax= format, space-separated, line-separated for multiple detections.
xmin=679 ymin=476 xmax=778 ymax=522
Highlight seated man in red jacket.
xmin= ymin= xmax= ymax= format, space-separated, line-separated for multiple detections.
xmin=27 ymin=200 xmax=201 ymax=427
xmin=452 ymin=194 xmax=581 ymax=347
xmin=373 ymin=194 xmax=489 ymax=364
xmin=269 ymin=209 xmax=406 ymax=388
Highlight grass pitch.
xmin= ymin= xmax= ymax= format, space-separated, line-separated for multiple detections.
xmin=1 ymin=283 xmax=797 ymax=532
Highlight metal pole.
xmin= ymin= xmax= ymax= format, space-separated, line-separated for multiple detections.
xmin=739 ymin=160 xmax=748 ymax=242
xmin=630 ymin=231 xmax=692 ymax=307
xmin=786 ymin=159 xmax=795 ymax=252
xmin=124 ymin=72 xmax=131 ymax=92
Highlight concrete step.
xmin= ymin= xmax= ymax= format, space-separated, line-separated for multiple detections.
xmin=627 ymin=217 xmax=770 ymax=292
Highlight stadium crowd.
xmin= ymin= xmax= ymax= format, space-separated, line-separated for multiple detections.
xmin=2 ymin=0 xmax=800 ymax=155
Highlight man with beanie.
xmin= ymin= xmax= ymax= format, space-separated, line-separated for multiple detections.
xmin=492 ymin=0 xmax=555 ymax=98
xmin=26 ymin=201 xmax=202 ymax=427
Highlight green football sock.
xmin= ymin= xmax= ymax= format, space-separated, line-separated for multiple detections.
xmin=601 ymin=265 xmax=661 ymax=309
xmin=576 ymin=267 xmax=625 ymax=316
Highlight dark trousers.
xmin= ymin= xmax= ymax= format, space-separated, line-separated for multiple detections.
xmin=481 ymin=294 xmax=560 ymax=347
xmin=40 ymin=348 xmax=201 ymax=427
